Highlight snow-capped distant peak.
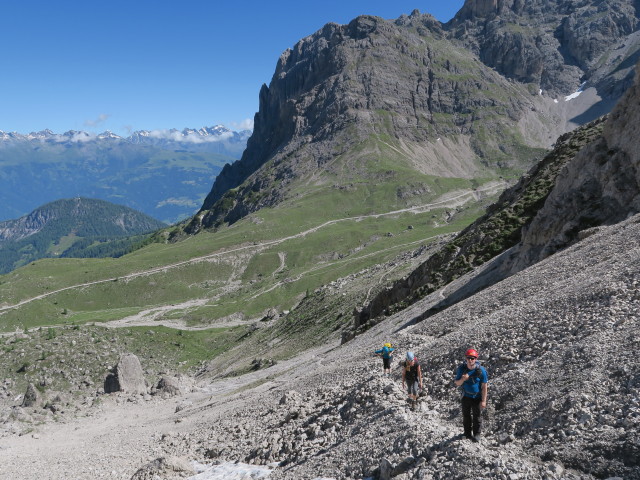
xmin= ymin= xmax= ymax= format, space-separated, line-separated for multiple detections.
xmin=97 ymin=131 xmax=122 ymax=140
xmin=1 ymin=125 xmax=249 ymax=146
xmin=129 ymin=125 xmax=238 ymax=144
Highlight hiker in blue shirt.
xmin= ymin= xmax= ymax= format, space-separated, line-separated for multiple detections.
xmin=454 ymin=348 xmax=488 ymax=442
xmin=374 ymin=342 xmax=395 ymax=376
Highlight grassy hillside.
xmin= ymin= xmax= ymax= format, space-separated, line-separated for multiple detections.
xmin=0 ymin=170 xmax=506 ymax=340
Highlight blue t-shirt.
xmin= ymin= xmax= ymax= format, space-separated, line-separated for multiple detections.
xmin=455 ymin=362 xmax=488 ymax=398
xmin=375 ymin=346 xmax=395 ymax=359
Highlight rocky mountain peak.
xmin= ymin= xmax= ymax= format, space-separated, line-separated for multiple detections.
xmin=192 ymin=11 xmax=558 ymax=231
xmin=454 ymin=0 xmax=502 ymax=19
xmin=447 ymin=0 xmax=640 ymax=97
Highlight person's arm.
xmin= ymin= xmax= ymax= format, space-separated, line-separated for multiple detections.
xmin=402 ymin=366 xmax=406 ymax=386
xmin=454 ymin=368 xmax=469 ymax=386
xmin=417 ymin=365 xmax=423 ymax=388
xmin=480 ymin=382 xmax=488 ymax=409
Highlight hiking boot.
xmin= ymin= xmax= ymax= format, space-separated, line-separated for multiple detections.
xmin=472 ymin=434 xmax=481 ymax=443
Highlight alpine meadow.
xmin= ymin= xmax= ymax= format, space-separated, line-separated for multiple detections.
xmin=1 ymin=2 xmax=640 ymax=480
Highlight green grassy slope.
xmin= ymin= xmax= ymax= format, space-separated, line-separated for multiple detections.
xmin=0 ymin=172 xmax=505 ymax=334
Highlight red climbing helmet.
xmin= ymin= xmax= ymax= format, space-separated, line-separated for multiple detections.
xmin=465 ymin=348 xmax=479 ymax=358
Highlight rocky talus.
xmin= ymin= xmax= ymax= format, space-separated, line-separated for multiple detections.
xmin=0 ymin=216 xmax=638 ymax=479
xmin=154 ymin=214 xmax=640 ymax=480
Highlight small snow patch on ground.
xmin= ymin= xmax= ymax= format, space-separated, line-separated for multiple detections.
xmin=189 ymin=461 xmax=271 ymax=479
xmin=565 ymin=82 xmax=587 ymax=101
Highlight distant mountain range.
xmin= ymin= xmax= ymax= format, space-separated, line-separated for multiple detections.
xmin=0 ymin=197 xmax=167 ymax=274
xmin=0 ymin=125 xmax=251 ymax=156
xmin=0 ymin=125 xmax=251 ymax=224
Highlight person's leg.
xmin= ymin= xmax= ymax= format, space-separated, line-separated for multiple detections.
xmin=407 ymin=383 xmax=416 ymax=406
xmin=461 ymin=396 xmax=473 ymax=438
xmin=471 ymin=396 xmax=482 ymax=437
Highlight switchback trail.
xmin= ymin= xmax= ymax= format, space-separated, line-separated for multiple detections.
xmin=0 ymin=182 xmax=504 ymax=317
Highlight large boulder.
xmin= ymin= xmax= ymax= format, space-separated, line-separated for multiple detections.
xmin=155 ymin=376 xmax=182 ymax=398
xmin=104 ymin=353 xmax=147 ymax=395
xmin=130 ymin=456 xmax=195 ymax=480
xmin=21 ymin=383 xmax=41 ymax=408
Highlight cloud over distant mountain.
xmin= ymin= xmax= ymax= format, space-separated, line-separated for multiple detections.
xmin=146 ymin=129 xmax=234 ymax=143
xmin=84 ymin=113 xmax=111 ymax=128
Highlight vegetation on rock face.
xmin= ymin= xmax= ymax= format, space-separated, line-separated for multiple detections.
xmin=354 ymin=116 xmax=608 ymax=330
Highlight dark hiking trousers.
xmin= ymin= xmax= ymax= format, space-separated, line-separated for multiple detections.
xmin=461 ymin=395 xmax=482 ymax=437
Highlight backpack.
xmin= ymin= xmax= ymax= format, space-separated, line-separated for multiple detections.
xmin=458 ymin=361 xmax=485 ymax=397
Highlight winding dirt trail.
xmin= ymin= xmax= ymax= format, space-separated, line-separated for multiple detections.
xmin=0 ymin=182 xmax=505 ymax=320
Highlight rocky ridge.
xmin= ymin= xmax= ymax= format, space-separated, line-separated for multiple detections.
xmin=355 ymin=59 xmax=640 ymax=333
xmin=506 ymin=60 xmax=640 ymax=274
xmin=188 ymin=11 xmax=556 ymax=232
xmin=353 ymin=115 xmax=607 ymax=331
xmin=190 ymin=2 xmax=640 ymax=235
xmin=447 ymin=0 xmax=640 ymax=99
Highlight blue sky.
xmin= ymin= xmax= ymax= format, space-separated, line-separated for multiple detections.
xmin=0 ymin=1 xmax=465 ymax=137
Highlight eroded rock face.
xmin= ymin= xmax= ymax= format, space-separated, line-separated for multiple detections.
xmin=189 ymin=12 xmax=554 ymax=232
xmin=508 ymin=61 xmax=640 ymax=274
xmin=448 ymin=0 xmax=640 ymax=97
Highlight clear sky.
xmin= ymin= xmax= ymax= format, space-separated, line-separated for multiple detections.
xmin=0 ymin=1 xmax=466 ymax=137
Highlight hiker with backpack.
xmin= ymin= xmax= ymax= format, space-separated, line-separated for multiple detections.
xmin=374 ymin=342 xmax=395 ymax=376
xmin=402 ymin=352 xmax=422 ymax=409
xmin=454 ymin=348 xmax=488 ymax=442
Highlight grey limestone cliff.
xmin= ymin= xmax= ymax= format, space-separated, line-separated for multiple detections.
xmin=447 ymin=0 xmax=640 ymax=99
xmin=191 ymin=2 xmax=640 ymax=235
xmin=506 ymin=60 xmax=640 ymax=273
xmin=189 ymin=12 xmax=556 ymax=233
